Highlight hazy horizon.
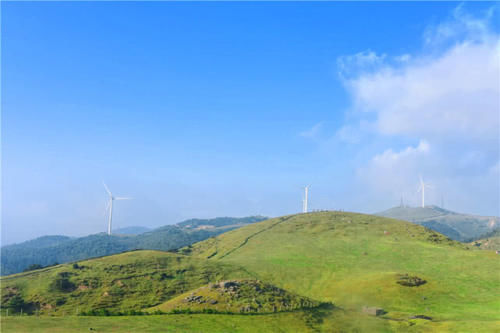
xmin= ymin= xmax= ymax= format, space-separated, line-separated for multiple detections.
xmin=3 ymin=2 xmax=499 ymax=245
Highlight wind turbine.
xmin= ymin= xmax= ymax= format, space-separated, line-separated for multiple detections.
xmin=417 ymin=176 xmax=433 ymax=208
xmin=103 ymin=182 xmax=131 ymax=235
xmin=302 ymin=185 xmax=311 ymax=213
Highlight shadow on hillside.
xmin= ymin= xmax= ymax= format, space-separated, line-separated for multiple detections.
xmin=301 ymin=302 xmax=335 ymax=331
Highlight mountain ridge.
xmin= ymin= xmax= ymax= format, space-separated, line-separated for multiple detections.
xmin=1 ymin=216 xmax=267 ymax=275
xmin=376 ymin=205 xmax=498 ymax=241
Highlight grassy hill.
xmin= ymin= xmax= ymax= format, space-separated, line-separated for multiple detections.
xmin=186 ymin=212 xmax=500 ymax=330
xmin=377 ymin=206 xmax=499 ymax=241
xmin=0 ymin=250 xmax=251 ymax=315
xmin=1 ymin=216 xmax=267 ymax=275
xmin=2 ymin=212 xmax=499 ymax=332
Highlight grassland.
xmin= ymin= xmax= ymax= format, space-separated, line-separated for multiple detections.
xmin=1 ymin=250 xmax=251 ymax=315
xmin=188 ymin=212 xmax=500 ymax=329
xmin=2 ymin=310 xmax=393 ymax=333
xmin=2 ymin=211 xmax=499 ymax=332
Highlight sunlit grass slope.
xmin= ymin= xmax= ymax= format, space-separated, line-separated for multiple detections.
xmin=1 ymin=310 xmax=394 ymax=333
xmin=187 ymin=212 xmax=500 ymax=326
xmin=1 ymin=250 xmax=250 ymax=314
xmin=148 ymin=279 xmax=322 ymax=314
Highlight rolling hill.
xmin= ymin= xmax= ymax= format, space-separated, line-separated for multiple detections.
xmin=377 ymin=205 xmax=499 ymax=242
xmin=1 ymin=212 xmax=499 ymax=332
xmin=186 ymin=212 xmax=500 ymax=331
xmin=0 ymin=250 xmax=251 ymax=314
xmin=1 ymin=216 xmax=267 ymax=275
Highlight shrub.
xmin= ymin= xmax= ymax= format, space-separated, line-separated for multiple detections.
xmin=6 ymin=294 xmax=25 ymax=313
xmin=50 ymin=272 xmax=76 ymax=292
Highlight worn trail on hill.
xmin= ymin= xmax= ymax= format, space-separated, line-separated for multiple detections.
xmin=218 ymin=216 xmax=294 ymax=259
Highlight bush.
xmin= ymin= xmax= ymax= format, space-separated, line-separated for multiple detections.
xmin=6 ymin=294 xmax=25 ymax=312
xmin=50 ymin=272 xmax=76 ymax=292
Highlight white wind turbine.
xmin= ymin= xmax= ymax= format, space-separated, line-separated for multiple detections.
xmin=103 ymin=182 xmax=131 ymax=235
xmin=302 ymin=185 xmax=311 ymax=213
xmin=417 ymin=176 xmax=433 ymax=208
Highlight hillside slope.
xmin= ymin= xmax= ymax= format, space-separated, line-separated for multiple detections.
xmin=2 ymin=212 xmax=498 ymax=332
xmin=0 ymin=250 xmax=251 ymax=315
xmin=186 ymin=212 xmax=500 ymax=329
xmin=148 ymin=279 xmax=322 ymax=314
xmin=377 ymin=206 xmax=499 ymax=241
xmin=471 ymin=229 xmax=500 ymax=250
xmin=1 ymin=216 xmax=267 ymax=275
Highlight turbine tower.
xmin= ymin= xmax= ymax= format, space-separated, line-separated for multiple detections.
xmin=103 ymin=182 xmax=131 ymax=235
xmin=302 ymin=185 xmax=310 ymax=213
xmin=417 ymin=176 xmax=433 ymax=208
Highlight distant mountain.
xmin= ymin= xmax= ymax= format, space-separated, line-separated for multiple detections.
xmin=376 ymin=206 xmax=499 ymax=242
xmin=0 ymin=216 xmax=267 ymax=275
xmin=1 ymin=235 xmax=73 ymax=249
xmin=113 ymin=226 xmax=151 ymax=235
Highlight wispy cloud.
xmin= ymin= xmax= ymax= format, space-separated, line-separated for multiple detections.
xmin=300 ymin=122 xmax=323 ymax=139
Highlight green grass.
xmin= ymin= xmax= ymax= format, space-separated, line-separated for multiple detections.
xmin=1 ymin=250 xmax=251 ymax=315
xmin=3 ymin=312 xmax=498 ymax=332
xmin=188 ymin=212 xmax=500 ymax=328
xmin=2 ymin=212 xmax=499 ymax=332
xmin=148 ymin=279 xmax=322 ymax=314
xmin=1 ymin=309 xmax=393 ymax=333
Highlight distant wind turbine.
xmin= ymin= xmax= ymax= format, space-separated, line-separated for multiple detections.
xmin=303 ymin=185 xmax=311 ymax=213
xmin=103 ymin=182 xmax=131 ymax=235
xmin=417 ymin=176 xmax=433 ymax=208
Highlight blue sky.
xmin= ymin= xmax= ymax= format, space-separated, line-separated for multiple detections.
xmin=2 ymin=2 xmax=499 ymax=244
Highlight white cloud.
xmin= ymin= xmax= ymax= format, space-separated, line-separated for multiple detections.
xmin=335 ymin=125 xmax=363 ymax=144
xmin=359 ymin=140 xmax=431 ymax=196
xmin=372 ymin=140 xmax=430 ymax=165
xmin=337 ymin=50 xmax=387 ymax=79
xmin=338 ymin=6 xmax=500 ymax=214
xmin=424 ymin=4 xmax=496 ymax=46
xmin=300 ymin=122 xmax=323 ymax=139
xmin=347 ymin=38 xmax=499 ymax=141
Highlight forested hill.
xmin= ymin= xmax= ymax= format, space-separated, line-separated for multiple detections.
xmin=1 ymin=216 xmax=267 ymax=276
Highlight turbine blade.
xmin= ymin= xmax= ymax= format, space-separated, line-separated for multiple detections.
xmin=103 ymin=182 xmax=112 ymax=196
xmin=103 ymin=200 xmax=110 ymax=216
xmin=114 ymin=197 xmax=132 ymax=200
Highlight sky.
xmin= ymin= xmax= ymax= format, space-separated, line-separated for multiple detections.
xmin=2 ymin=2 xmax=499 ymax=245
